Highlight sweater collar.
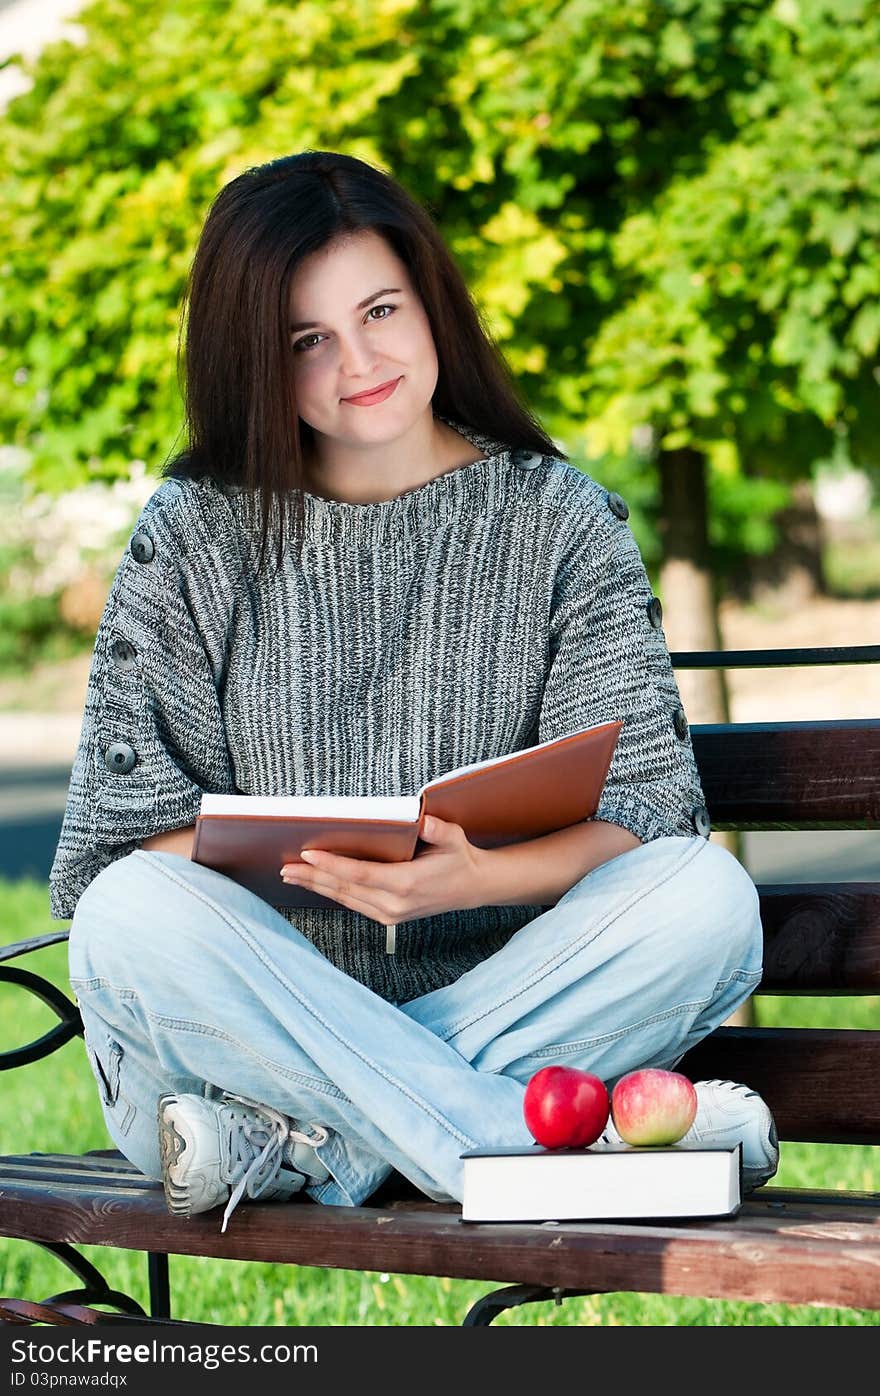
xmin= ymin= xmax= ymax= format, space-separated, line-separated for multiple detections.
xmin=293 ymin=415 xmax=518 ymax=546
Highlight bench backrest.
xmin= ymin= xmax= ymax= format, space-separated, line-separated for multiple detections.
xmin=675 ymin=643 xmax=880 ymax=1147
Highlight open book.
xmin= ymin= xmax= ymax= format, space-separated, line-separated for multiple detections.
xmin=460 ymin=1141 xmax=743 ymax=1222
xmin=191 ymin=719 xmax=622 ymax=913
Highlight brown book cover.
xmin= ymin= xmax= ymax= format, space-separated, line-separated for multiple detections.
xmin=191 ymin=719 xmax=623 ymax=910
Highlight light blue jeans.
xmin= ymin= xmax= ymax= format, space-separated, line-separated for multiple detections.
xmin=67 ymin=834 xmax=762 ymax=1207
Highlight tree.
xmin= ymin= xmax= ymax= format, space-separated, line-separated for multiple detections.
xmin=2 ymin=0 xmax=877 ymax=619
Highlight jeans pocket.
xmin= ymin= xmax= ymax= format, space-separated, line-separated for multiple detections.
xmin=84 ymin=1032 xmax=136 ymax=1139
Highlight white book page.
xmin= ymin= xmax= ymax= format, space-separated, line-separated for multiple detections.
xmin=199 ymin=794 xmax=420 ymax=822
xmin=462 ymin=1148 xmax=738 ymax=1221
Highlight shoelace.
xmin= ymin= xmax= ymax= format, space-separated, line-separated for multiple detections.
xmin=700 ymin=1078 xmax=758 ymax=1099
xmin=219 ymin=1094 xmax=329 ymax=1233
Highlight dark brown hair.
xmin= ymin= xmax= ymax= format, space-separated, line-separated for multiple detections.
xmin=163 ymin=149 xmax=564 ymax=574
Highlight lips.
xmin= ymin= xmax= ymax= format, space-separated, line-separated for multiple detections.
xmin=342 ymin=376 xmax=402 ymax=405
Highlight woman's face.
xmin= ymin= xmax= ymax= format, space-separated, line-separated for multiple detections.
xmin=288 ymin=230 xmax=439 ymax=453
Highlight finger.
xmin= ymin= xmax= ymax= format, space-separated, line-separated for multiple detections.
xmin=281 ymin=864 xmax=347 ymax=898
xmin=281 ymin=867 xmax=397 ymax=925
xmin=418 ymin=815 xmax=459 ymax=842
xmin=281 ymin=861 xmax=386 ymax=912
xmin=291 ymin=849 xmax=381 ymax=885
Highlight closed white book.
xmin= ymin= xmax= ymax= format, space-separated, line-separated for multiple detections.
xmin=460 ymin=1141 xmax=743 ymax=1223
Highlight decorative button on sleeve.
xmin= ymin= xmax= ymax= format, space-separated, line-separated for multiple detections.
xmin=693 ymin=804 xmax=712 ymax=837
xmin=646 ymin=596 xmax=663 ymax=629
xmin=511 ymin=448 xmax=543 ymax=471
xmin=103 ymin=741 xmax=137 ymax=774
xmin=129 ymin=532 xmax=155 ymax=564
xmin=110 ymin=637 xmax=138 ymax=670
xmin=606 ymin=491 xmax=629 ymax=520
xmin=673 ymin=706 xmax=689 ymax=740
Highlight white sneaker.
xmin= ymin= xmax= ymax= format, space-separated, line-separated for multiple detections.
xmin=599 ymin=1078 xmax=779 ymax=1193
xmin=158 ymin=1092 xmax=331 ymax=1232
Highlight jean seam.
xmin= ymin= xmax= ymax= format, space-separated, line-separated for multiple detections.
xmin=512 ymin=993 xmax=716 ymax=1063
xmin=716 ymin=968 xmax=762 ymax=990
xmin=151 ymin=1013 xmax=350 ymax=1102
xmin=308 ymin=1181 xmax=348 ymax=1205
xmin=495 ymin=965 xmax=762 ymax=1068
xmin=74 ymin=977 xmax=353 ymax=1103
xmin=70 ymin=978 xmax=137 ymax=997
xmin=129 ymin=848 xmax=480 ymax=1152
xmin=82 ymin=1032 xmax=136 ymax=1138
xmin=437 ymin=834 xmax=709 ymax=1044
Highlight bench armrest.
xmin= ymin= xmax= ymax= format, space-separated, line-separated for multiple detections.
xmin=0 ymin=930 xmax=71 ymax=965
xmin=0 ymin=929 xmax=82 ymax=1070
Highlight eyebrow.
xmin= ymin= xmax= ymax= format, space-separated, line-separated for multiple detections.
xmin=289 ymin=287 xmax=403 ymax=332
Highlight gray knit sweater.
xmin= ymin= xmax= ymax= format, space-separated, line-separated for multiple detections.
xmin=49 ymin=416 xmax=708 ymax=1004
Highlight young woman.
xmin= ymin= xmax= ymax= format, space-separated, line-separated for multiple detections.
xmin=50 ymin=150 xmax=777 ymax=1232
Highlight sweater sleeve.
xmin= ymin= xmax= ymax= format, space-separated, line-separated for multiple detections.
xmin=48 ymin=480 xmax=240 ymax=920
xmin=537 ymin=495 xmax=708 ymax=844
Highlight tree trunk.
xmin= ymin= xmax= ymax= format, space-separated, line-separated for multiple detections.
xmin=657 ymin=447 xmax=730 ymax=725
xmin=657 ymin=446 xmax=754 ymax=1029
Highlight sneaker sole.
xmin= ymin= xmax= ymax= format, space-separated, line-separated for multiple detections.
xmin=742 ymin=1115 xmax=780 ymax=1192
xmin=692 ymin=1081 xmax=780 ymax=1192
xmin=157 ymin=1092 xmax=197 ymax=1218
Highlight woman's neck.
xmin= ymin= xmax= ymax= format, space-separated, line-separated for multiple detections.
xmin=301 ymin=417 xmax=486 ymax=505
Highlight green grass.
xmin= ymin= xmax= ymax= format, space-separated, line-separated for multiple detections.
xmin=1 ymin=875 xmax=877 ymax=1327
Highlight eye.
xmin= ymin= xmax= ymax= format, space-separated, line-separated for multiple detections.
xmin=292 ymin=304 xmax=398 ymax=353
xmin=292 ymin=333 xmax=323 ymax=353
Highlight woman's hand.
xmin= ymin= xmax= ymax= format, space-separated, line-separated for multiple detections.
xmin=280 ymin=815 xmax=490 ymax=926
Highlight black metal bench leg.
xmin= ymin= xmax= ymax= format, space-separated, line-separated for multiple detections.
xmin=36 ymin=1241 xmax=147 ymax=1316
xmin=461 ymin=1284 xmax=601 ymax=1326
xmin=148 ymin=1253 xmax=171 ymax=1319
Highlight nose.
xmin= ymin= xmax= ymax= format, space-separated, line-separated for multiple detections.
xmin=337 ymin=330 xmax=379 ymax=383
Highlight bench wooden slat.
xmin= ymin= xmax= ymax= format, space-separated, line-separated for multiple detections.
xmin=757 ymin=884 xmax=880 ymax=992
xmin=0 ymin=1165 xmax=159 ymax=1192
xmin=2 ymin=1157 xmax=876 ymax=1220
xmin=680 ymin=1027 xmax=880 ymax=1142
xmin=691 ymin=721 xmax=880 ymax=826
xmin=0 ymin=1165 xmax=877 ymax=1312
xmin=9 ymin=1153 xmax=144 ymax=1175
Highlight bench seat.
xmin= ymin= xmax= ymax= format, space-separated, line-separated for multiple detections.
xmin=1 ymin=1151 xmax=878 ymax=1318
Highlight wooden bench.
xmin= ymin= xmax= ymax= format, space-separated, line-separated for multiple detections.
xmin=1 ymin=642 xmax=878 ymax=1326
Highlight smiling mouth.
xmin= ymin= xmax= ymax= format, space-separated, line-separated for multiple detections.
xmin=342 ymin=377 xmax=402 ymax=405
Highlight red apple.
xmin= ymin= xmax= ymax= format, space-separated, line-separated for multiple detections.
xmin=523 ymin=1065 xmax=610 ymax=1149
xmin=610 ymin=1068 xmax=698 ymax=1146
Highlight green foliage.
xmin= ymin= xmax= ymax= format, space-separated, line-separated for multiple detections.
xmin=0 ymin=590 xmax=84 ymax=671
xmin=582 ymin=0 xmax=880 ymax=486
xmin=1 ymin=0 xmax=877 ymax=556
